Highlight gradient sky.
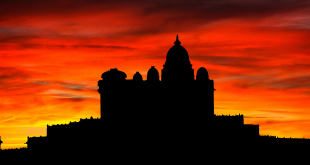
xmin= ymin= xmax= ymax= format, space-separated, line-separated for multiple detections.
xmin=1 ymin=0 xmax=310 ymax=149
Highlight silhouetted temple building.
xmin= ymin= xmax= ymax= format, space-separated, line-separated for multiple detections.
xmin=3 ymin=36 xmax=310 ymax=161
xmin=98 ymin=35 xmax=259 ymax=141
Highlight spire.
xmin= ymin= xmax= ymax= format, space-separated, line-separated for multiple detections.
xmin=174 ymin=35 xmax=181 ymax=45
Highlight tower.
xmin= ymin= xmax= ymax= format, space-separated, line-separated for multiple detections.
xmin=195 ymin=67 xmax=215 ymax=116
xmin=98 ymin=68 xmax=127 ymax=120
xmin=161 ymin=35 xmax=194 ymax=82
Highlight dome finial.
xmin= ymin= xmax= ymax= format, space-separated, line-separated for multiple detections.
xmin=174 ymin=34 xmax=181 ymax=45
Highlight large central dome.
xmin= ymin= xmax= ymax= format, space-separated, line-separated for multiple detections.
xmin=161 ymin=35 xmax=194 ymax=81
xmin=166 ymin=35 xmax=189 ymax=64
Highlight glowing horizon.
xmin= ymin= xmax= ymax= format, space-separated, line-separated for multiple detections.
xmin=1 ymin=0 xmax=310 ymax=149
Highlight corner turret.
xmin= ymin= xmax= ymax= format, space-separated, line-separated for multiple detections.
xmin=196 ymin=67 xmax=209 ymax=81
xmin=101 ymin=68 xmax=127 ymax=81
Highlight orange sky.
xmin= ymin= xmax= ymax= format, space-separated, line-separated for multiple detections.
xmin=1 ymin=0 xmax=310 ymax=149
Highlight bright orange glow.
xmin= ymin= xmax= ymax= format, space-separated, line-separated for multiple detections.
xmin=1 ymin=1 xmax=310 ymax=149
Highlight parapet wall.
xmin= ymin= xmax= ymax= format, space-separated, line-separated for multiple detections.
xmin=47 ymin=117 xmax=101 ymax=137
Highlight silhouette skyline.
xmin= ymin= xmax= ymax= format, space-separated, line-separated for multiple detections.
xmin=1 ymin=36 xmax=310 ymax=165
xmin=2 ymin=1 xmax=310 ymax=149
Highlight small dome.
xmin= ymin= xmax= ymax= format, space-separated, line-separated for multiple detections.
xmin=147 ymin=66 xmax=159 ymax=81
xmin=166 ymin=35 xmax=189 ymax=64
xmin=196 ymin=67 xmax=209 ymax=81
xmin=133 ymin=71 xmax=143 ymax=81
xmin=101 ymin=68 xmax=127 ymax=81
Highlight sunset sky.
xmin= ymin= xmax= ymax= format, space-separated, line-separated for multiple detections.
xmin=1 ymin=0 xmax=310 ymax=149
